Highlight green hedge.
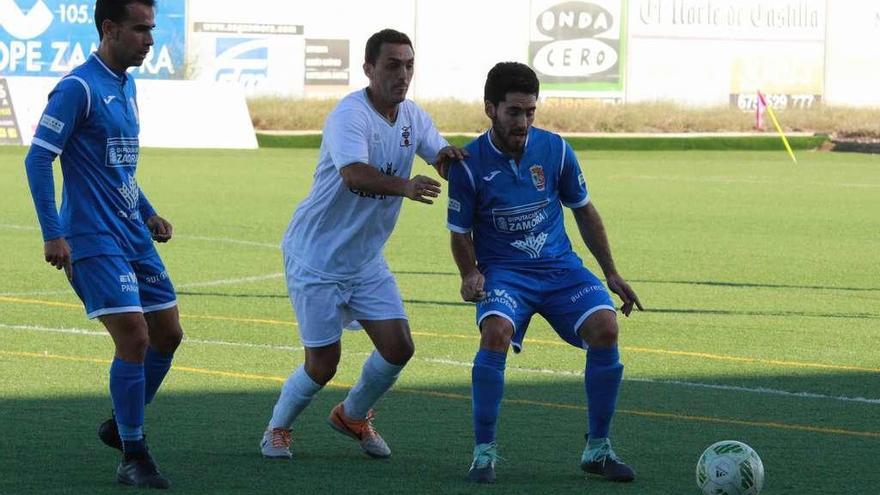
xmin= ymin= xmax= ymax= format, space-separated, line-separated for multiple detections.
xmin=257 ymin=133 xmax=829 ymax=151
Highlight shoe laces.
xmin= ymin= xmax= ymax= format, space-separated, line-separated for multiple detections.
xmin=588 ymin=441 xmax=621 ymax=464
xmin=352 ymin=410 xmax=379 ymax=439
xmin=270 ymin=428 xmax=291 ymax=448
xmin=337 ymin=408 xmax=380 ymax=440
xmin=472 ymin=443 xmax=503 ymax=469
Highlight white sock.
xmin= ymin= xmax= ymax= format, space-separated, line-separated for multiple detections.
xmin=269 ymin=365 xmax=322 ymax=429
xmin=342 ymin=351 xmax=404 ymax=420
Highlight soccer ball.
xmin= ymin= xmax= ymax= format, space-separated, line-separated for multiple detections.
xmin=695 ymin=440 xmax=764 ymax=495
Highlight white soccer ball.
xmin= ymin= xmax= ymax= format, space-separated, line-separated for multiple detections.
xmin=695 ymin=440 xmax=764 ymax=495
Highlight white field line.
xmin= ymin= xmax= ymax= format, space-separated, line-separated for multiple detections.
xmin=419 ymin=357 xmax=880 ymax=405
xmin=0 ymin=322 xmax=303 ymax=353
xmin=609 ymin=175 xmax=880 ymax=189
xmin=176 ymin=272 xmax=283 ymax=288
xmin=0 ymin=223 xmax=281 ymax=296
xmin=0 ymin=272 xmax=284 ymax=297
xmin=0 ymin=224 xmax=39 ymax=231
xmin=2 ymin=323 xmax=878 ymax=406
xmin=173 ymin=234 xmax=278 ymax=249
xmin=0 ymin=224 xmax=279 ymax=249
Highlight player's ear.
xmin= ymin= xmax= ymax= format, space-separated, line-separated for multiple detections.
xmin=363 ymin=62 xmax=374 ymax=79
xmin=101 ymin=19 xmax=117 ymax=41
xmin=484 ymin=100 xmax=496 ymax=120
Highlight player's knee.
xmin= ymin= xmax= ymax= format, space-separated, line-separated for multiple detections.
xmin=594 ymin=324 xmax=619 ymax=347
xmin=305 ymin=360 xmax=337 ymax=385
xmin=479 ymin=318 xmax=514 ymax=352
xmin=304 ymin=346 xmax=341 ymax=385
xmin=382 ymin=339 xmax=414 ymax=366
xmin=117 ymin=332 xmax=150 ymax=362
xmin=580 ymin=310 xmax=619 ymax=347
xmin=153 ymin=325 xmax=183 ymax=354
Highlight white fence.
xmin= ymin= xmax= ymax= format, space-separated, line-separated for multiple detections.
xmin=2 ymin=0 xmax=879 ymax=146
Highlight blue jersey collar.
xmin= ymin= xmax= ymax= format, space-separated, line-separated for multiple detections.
xmin=90 ymin=53 xmax=128 ymax=84
xmin=486 ymin=127 xmax=531 ymax=160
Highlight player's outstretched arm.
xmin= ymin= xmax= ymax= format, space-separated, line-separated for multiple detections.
xmin=572 ymin=203 xmax=643 ymax=316
xmin=432 ymin=146 xmax=469 ymax=180
xmin=450 ymin=232 xmax=486 ymax=302
xmin=340 ymin=163 xmax=441 ymax=204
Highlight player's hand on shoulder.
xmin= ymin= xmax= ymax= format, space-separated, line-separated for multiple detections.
xmin=433 ymin=146 xmax=469 ymax=181
xmin=147 ymin=215 xmax=173 ymax=243
xmin=405 ymin=175 xmax=442 ymax=204
xmin=44 ymin=237 xmax=72 ymax=281
xmin=605 ymin=273 xmax=643 ymax=317
xmin=460 ymin=270 xmax=486 ymax=302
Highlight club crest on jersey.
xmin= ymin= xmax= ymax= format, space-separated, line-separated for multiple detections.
xmin=400 ymin=125 xmax=412 ymax=147
xmin=529 ymin=164 xmax=545 ymax=191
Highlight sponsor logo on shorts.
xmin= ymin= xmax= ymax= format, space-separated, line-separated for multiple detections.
xmin=39 ymin=114 xmax=64 ymax=134
xmin=510 ymin=232 xmax=548 ymax=259
xmin=481 ymin=288 xmax=518 ymax=311
xmin=448 ymin=198 xmax=461 ymax=212
xmin=492 ymin=200 xmax=549 ymax=233
xmin=119 ymin=271 xmax=138 ymax=293
xmin=106 ymin=137 xmax=139 ymax=167
xmin=570 ymin=284 xmax=605 ymax=303
xmin=144 ymin=270 xmax=169 ymax=285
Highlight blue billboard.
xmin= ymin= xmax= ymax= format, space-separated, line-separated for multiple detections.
xmin=0 ymin=0 xmax=186 ymax=78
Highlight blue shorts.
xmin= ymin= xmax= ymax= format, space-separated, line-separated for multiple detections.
xmin=476 ymin=265 xmax=616 ymax=352
xmin=70 ymin=254 xmax=177 ymax=319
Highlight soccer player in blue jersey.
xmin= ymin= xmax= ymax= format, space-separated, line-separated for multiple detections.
xmin=23 ymin=0 xmax=180 ymax=489
xmin=447 ymin=62 xmax=643 ymax=484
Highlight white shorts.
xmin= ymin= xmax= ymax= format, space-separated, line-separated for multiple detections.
xmin=283 ymin=253 xmax=407 ymax=348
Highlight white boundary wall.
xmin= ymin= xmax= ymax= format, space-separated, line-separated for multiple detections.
xmin=3 ymin=0 xmax=879 ymax=133
xmin=5 ymin=77 xmax=257 ymax=149
xmin=180 ymin=0 xmax=879 ymax=108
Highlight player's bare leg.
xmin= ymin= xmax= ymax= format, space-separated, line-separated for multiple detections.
xmin=262 ymin=342 xmax=340 ymax=459
xmin=578 ymin=310 xmax=634 ymax=482
xmin=328 ymin=319 xmax=412 ymax=458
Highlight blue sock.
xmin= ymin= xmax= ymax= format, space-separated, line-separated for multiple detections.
xmin=144 ymin=346 xmax=174 ymax=405
xmin=110 ymin=357 xmax=145 ymax=453
xmin=585 ymin=346 xmax=623 ymax=439
xmin=472 ymin=349 xmax=506 ymax=445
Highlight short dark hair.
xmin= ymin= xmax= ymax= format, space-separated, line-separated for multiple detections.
xmin=484 ymin=62 xmax=540 ymax=106
xmin=94 ymin=0 xmax=156 ymax=40
xmin=364 ymin=29 xmax=413 ymax=65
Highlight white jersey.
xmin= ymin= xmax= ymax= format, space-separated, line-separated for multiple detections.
xmin=281 ymin=89 xmax=448 ymax=276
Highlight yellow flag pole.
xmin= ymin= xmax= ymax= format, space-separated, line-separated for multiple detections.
xmin=759 ymin=91 xmax=798 ymax=164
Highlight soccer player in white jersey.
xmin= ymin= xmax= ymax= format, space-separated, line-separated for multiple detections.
xmin=260 ymin=29 xmax=466 ymax=460
xmin=447 ymin=63 xmax=643 ymax=483
xmin=23 ymin=0 xmax=181 ymax=489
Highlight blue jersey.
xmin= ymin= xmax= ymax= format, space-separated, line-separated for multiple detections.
xmin=447 ymin=127 xmax=589 ymax=269
xmin=28 ymin=54 xmax=156 ymax=262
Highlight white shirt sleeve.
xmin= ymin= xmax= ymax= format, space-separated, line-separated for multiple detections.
xmin=415 ymin=104 xmax=448 ymax=165
xmin=323 ymin=104 xmax=370 ymax=171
